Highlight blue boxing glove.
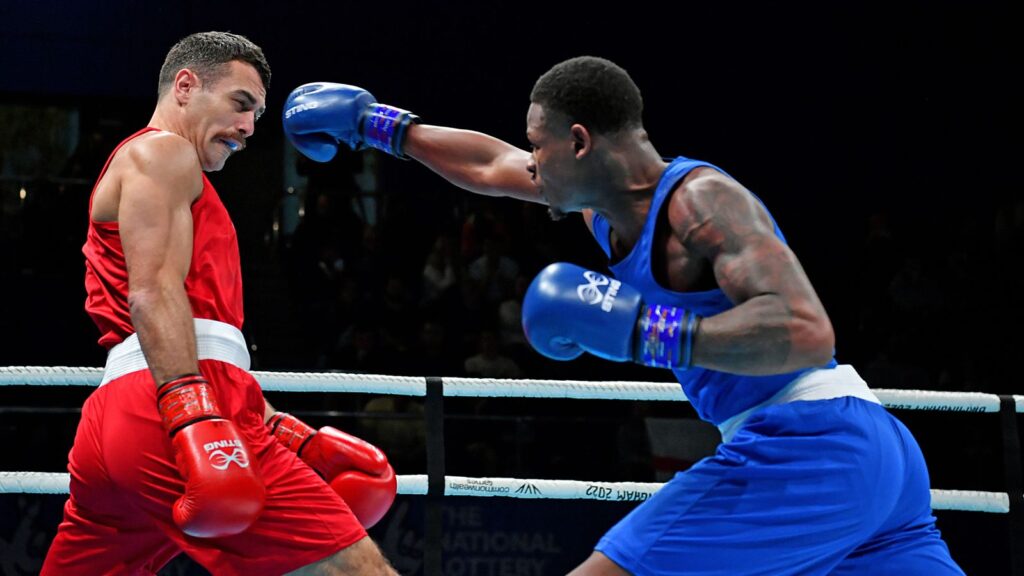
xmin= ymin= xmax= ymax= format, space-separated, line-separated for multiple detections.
xmin=522 ymin=263 xmax=702 ymax=369
xmin=282 ymin=83 xmax=419 ymax=162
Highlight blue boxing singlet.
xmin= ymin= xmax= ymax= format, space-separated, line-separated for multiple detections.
xmin=589 ymin=156 xmax=837 ymax=425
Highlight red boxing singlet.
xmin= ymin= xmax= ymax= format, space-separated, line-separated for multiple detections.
xmin=82 ymin=127 xmax=244 ymax=349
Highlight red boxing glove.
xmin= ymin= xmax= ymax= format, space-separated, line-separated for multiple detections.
xmin=268 ymin=412 xmax=397 ymax=528
xmin=158 ymin=374 xmax=265 ymax=538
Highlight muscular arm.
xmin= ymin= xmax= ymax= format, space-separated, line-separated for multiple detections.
xmin=675 ymin=173 xmax=835 ymax=375
xmin=120 ymin=134 xmax=204 ymax=384
xmin=404 ymin=124 xmax=544 ymax=204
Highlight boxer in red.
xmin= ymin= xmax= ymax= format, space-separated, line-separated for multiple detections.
xmin=41 ymin=32 xmax=398 ymax=576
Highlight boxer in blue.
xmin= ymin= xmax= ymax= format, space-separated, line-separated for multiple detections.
xmin=282 ymin=57 xmax=964 ymax=575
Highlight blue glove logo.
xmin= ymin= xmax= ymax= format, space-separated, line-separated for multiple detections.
xmin=576 ymin=271 xmax=621 ymax=312
xmin=576 ymin=271 xmax=609 ymax=304
xmin=284 ymin=100 xmax=319 ymax=119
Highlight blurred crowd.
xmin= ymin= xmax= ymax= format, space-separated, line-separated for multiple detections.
xmin=283 ymin=151 xmax=1024 ymax=396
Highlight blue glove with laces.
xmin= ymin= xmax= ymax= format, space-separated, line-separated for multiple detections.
xmin=283 ymin=82 xmax=419 ymax=162
xmin=522 ymin=263 xmax=702 ymax=369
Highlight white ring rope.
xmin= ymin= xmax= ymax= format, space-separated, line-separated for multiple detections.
xmin=442 ymin=377 xmax=688 ymax=401
xmin=1 ymin=366 xmax=1021 ymax=411
xmin=0 ymin=472 xmax=1011 ymax=514
xmin=0 ymin=366 xmax=426 ymax=396
xmin=2 ymin=366 xmax=1019 ymax=515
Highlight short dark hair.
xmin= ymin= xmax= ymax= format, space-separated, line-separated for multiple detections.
xmin=158 ymin=31 xmax=271 ymax=96
xmin=530 ymin=56 xmax=643 ymax=134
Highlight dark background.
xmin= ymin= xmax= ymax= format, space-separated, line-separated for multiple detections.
xmin=0 ymin=0 xmax=1020 ymax=574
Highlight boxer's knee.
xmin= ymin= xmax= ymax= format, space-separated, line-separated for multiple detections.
xmin=285 ymin=536 xmax=397 ymax=576
xmin=568 ymin=552 xmax=632 ymax=576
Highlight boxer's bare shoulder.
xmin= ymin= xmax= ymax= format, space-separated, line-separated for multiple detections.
xmin=91 ymin=131 xmax=203 ymax=223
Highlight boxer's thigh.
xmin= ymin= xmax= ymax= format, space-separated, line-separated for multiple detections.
xmin=177 ymin=362 xmax=369 ymax=576
xmin=42 ymin=380 xmax=181 ymax=575
xmin=831 ymin=412 xmax=965 ymax=575
xmin=69 ymin=363 xmax=368 ymax=575
xmin=597 ymin=398 xmax=904 ymax=576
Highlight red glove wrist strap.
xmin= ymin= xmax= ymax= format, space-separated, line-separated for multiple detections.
xmin=267 ymin=412 xmax=317 ymax=456
xmin=157 ymin=374 xmax=223 ymax=437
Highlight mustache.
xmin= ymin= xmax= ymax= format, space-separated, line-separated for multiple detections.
xmin=220 ymin=134 xmax=245 ymax=151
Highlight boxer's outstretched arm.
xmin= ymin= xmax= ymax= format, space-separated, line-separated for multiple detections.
xmin=119 ymin=133 xmax=205 ymax=384
xmin=673 ymin=171 xmax=835 ymax=375
xmin=282 ymin=83 xmax=542 ymax=205
xmin=404 ymin=124 xmax=543 ymax=204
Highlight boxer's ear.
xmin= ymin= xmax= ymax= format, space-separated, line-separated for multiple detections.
xmin=172 ymin=68 xmax=202 ymax=106
xmin=571 ymin=124 xmax=591 ymax=159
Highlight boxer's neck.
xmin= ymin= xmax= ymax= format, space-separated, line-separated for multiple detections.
xmin=588 ymin=132 xmax=667 ymax=248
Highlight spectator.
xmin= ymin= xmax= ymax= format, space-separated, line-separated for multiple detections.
xmin=421 ymin=234 xmax=458 ymax=309
xmin=464 ymin=329 xmax=522 ymax=379
xmin=467 ymin=235 xmax=520 ymax=306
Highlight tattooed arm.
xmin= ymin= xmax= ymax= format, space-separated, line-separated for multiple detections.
xmin=671 ymin=170 xmax=835 ymax=375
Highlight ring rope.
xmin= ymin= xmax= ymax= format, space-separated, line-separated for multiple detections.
xmin=0 ymin=472 xmax=1011 ymax=514
xmin=2 ymin=366 xmax=1022 ymax=412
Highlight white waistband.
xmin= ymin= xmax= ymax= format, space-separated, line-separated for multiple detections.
xmin=100 ymin=318 xmax=250 ymax=386
xmin=717 ymin=364 xmax=880 ymax=443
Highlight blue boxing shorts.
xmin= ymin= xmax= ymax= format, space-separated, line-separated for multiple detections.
xmin=596 ymin=397 xmax=964 ymax=575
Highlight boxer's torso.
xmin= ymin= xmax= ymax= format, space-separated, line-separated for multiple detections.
xmin=589 ymin=156 xmax=837 ymax=425
xmin=83 ymin=127 xmax=244 ymax=349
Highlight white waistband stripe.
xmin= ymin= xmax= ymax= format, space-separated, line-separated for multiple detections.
xmin=717 ymin=365 xmax=880 ymax=442
xmin=100 ymin=319 xmax=250 ymax=385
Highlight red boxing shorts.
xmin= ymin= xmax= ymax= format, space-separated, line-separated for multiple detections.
xmin=42 ymin=320 xmax=366 ymax=575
